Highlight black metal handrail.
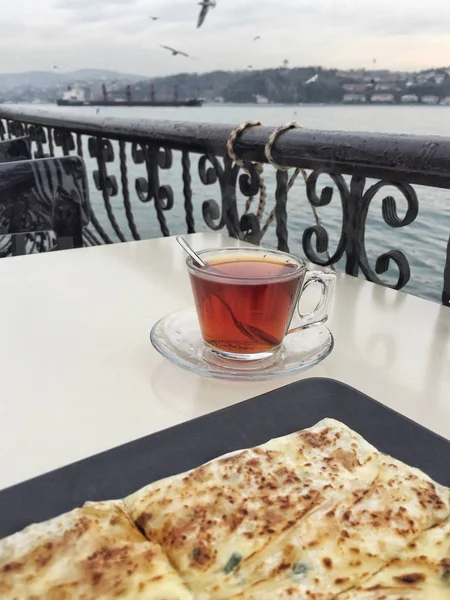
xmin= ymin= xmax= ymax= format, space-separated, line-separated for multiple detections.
xmin=1 ymin=106 xmax=450 ymax=186
xmin=0 ymin=105 xmax=448 ymax=306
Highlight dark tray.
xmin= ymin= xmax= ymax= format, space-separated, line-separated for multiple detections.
xmin=1 ymin=377 xmax=449 ymax=539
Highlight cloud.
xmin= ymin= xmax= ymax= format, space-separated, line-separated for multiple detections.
xmin=0 ymin=0 xmax=449 ymax=75
xmin=54 ymin=0 xmax=144 ymax=23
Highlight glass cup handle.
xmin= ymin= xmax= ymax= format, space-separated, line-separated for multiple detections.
xmin=288 ymin=270 xmax=336 ymax=333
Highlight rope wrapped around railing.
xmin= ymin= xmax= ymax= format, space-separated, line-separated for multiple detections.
xmin=226 ymin=121 xmax=333 ymax=265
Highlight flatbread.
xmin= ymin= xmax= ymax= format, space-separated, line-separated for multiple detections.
xmin=225 ymin=455 xmax=450 ymax=600
xmin=339 ymin=516 xmax=450 ymax=600
xmin=125 ymin=418 xmax=384 ymax=597
xmin=2 ymin=418 xmax=449 ymax=600
xmin=0 ymin=500 xmax=193 ymax=600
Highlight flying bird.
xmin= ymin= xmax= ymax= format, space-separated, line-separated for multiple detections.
xmin=52 ymin=65 xmax=58 ymax=70
xmin=149 ymin=16 xmax=159 ymax=20
xmin=248 ymin=65 xmax=253 ymax=69
xmin=197 ymin=0 xmax=216 ymax=28
xmin=159 ymin=45 xmax=191 ymax=58
xmin=253 ymin=36 xmax=261 ymax=42
xmin=305 ymin=74 xmax=319 ymax=85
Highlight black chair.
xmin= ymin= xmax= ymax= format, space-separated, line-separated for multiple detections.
xmin=0 ymin=137 xmax=33 ymax=253
xmin=0 ymin=156 xmax=90 ymax=255
xmin=0 ymin=137 xmax=31 ymax=163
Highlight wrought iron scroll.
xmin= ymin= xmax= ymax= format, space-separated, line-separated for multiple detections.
xmin=47 ymin=127 xmax=55 ymax=157
xmin=88 ymin=137 xmax=118 ymax=243
xmin=119 ymin=141 xmax=140 ymax=240
xmin=274 ymin=170 xmax=289 ymax=253
xmin=302 ymin=171 xmax=419 ymax=290
xmin=54 ymin=129 xmax=75 ymax=156
xmin=198 ymin=153 xmax=262 ymax=244
xmin=181 ymin=151 xmax=195 ymax=234
xmin=7 ymin=121 xmax=25 ymax=139
xmin=132 ymin=142 xmax=174 ymax=237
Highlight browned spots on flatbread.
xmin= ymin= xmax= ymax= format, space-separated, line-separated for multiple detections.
xmin=0 ymin=503 xmax=191 ymax=599
xmin=92 ymin=572 xmax=103 ymax=584
xmin=3 ymin=516 xmax=93 ymax=580
xmin=85 ymin=545 xmax=136 ymax=568
xmin=131 ymin=445 xmax=328 ymax=575
xmin=348 ymin=560 xmax=362 ymax=567
xmin=301 ymin=428 xmax=333 ymax=448
xmin=413 ymin=482 xmax=447 ymax=511
xmin=285 ymin=587 xmax=297 ymax=596
xmin=136 ymin=512 xmax=153 ymax=529
xmin=393 ymin=572 xmax=426 ymax=584
xmin=366 ymin=584 xmax=384 ymax=591
xmin=329 ymin=449 xmax=361 ymax=472
xmin=322 ymin=557 xmax=333 ymax=569
xmin=2 ymin=561 xmax=23 ymax=573
xmin=271 ymin=561 xmax=292 ymax=576
xmin=190 ymin=544 xmax=215 ymax=569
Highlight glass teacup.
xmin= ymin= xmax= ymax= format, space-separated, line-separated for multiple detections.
xmin=187 ymin=247 xmax=335 ymax=362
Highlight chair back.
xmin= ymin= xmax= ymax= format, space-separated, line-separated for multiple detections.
xmin=0 ymin=156 xmax=90 ymax=255
xmin=0 ymin=137 xmax=32 ymax=163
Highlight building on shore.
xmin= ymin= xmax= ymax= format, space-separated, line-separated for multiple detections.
xmin=342 ymin=83 xmax=371 ymax=93
xmin=343 ymin=93 xmax=367 ymax=104
xmin=370 ymin=93 xmax=395 ymax=104
xmin=400 ymin=94 xmax=419 ymax=104
xmin=421 ymin=95 xmax=440 ymax=105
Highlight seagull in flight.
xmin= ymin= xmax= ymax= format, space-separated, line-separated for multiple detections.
xmin=52 ymin=65 xmax=58 ymax=69
xmin=149 ymin=16 xmax=159 ymax=20
xmin=305 ymin=74 xmax=319 ymax=85
xmin=197 ymin=0 xmax=216 ymax=28
xmin=160 ymin=45 xmax=191 ymax=58
xmin=253 ymin=35 xmax=261 ymax=42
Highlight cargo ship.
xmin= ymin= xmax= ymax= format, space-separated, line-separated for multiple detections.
xmin=57 ymin=84 xmax=203 ymax=107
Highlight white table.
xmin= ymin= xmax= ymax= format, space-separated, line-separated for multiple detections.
xmin=0 ymin=233 xmax=449 ymax=490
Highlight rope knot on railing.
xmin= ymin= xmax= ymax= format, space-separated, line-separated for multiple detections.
xmin=226 ymin=121 xmax=332 ymax=264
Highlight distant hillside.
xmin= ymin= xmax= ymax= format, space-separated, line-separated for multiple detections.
xmin=137 ymin=66 xmax=450 ymax=104
xmin=144 ymin=67 xmax=341 ymax=103
xmin=0 ymin=69 xmax=145 ymax=90
xmin=1 ymin=65 xmax=450 ymax=105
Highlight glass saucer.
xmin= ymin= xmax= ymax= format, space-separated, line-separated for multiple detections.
xmin=150 ymin=307 xmax=334 ymax=381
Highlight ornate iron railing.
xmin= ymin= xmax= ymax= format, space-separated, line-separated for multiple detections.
xmin=0 ymin=105 xmax=449 ymax=306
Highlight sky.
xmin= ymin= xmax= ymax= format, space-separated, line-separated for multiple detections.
xmin=1 ymin=0 xmax=450 ymax=75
